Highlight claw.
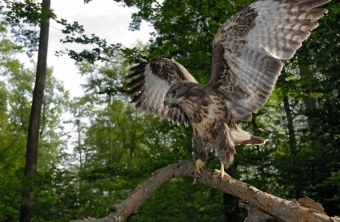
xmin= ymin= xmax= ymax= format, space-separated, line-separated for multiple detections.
xmin=195 ymin=159 xmax=205 ymax=174
xmin=214 ymin=162 xmax=232 ymax=179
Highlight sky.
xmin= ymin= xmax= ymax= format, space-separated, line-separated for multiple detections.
xmin=48 ymin=0 xmax=154 ymax=97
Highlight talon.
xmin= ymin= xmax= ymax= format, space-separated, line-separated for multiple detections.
xmin=214 ymin=163 xmax=232 ymax=179
xmin=195 ymin=159 xmax=205 ymax=174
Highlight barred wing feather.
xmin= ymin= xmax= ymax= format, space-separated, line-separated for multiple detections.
xmin=210 ymin=0 xmax=329 ymax=120
xmin=125 ymin=58 xmax=198 ymax=125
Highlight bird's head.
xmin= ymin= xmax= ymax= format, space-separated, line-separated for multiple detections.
xmin=164 ymin=82 xmax=191 ymax=106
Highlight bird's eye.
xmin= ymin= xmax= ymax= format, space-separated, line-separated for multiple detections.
xmin=171 ymin=90 xmax=176 ymax=97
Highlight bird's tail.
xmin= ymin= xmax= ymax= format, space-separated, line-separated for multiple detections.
xmin=241 ymin=135 xmax=268 ymax=145
xmin=230 ymin=125 xmax=268 ymax=145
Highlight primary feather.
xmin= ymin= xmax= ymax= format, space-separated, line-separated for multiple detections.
xmin=210 ymin=0 xmax=329 ymax=120
xmin=125 ymin=58 xmax=197 ymax=125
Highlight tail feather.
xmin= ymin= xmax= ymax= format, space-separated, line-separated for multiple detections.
xmin=241 ymin=135 xmax=268 ymax=145
xmin=230 ymin=125 xmax=268 ymax=145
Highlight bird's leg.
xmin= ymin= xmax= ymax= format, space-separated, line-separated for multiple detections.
xmin=214 ymin=122 xmax=234 ymax=179
xmin=195 ymin=159 xmax=205 ymax=174
xmin=193 ymin=135 xmax=207 ymax=174
xmin=214 ymin=162 xmax=232 ymax=179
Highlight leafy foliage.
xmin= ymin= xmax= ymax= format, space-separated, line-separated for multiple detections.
xmin=0 ymin=24 xmax=69 ymax=221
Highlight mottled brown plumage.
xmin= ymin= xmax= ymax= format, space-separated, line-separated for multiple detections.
xmin=125 ymin=0 xmax=328 ymax=177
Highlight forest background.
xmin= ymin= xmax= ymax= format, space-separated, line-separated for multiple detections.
xmin=0 ymin=0 xmax=339 ymax=221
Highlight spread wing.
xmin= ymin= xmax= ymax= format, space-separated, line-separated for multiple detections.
xmin=125 ymin=58 xmax=198 ymax=125
xmin=209 ymin=0 xmax=329 ymax=120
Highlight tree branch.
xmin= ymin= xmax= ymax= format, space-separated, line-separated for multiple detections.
xmin=71 ymin=161 xmax=339 ymax=222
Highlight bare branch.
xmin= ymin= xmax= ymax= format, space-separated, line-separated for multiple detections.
xmin=71 ymin=161 xmax=339 ymax=222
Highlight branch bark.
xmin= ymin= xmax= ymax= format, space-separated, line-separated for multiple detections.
xmin=71 ymin=161 xmax=339 ymax=222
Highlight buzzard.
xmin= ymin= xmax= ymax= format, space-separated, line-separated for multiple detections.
xmin=125 ymin=0 xmax=329 ymax=178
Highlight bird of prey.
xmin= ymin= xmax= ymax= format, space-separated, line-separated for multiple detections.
xmin=125 ymin=0 xmax=329 ymax=178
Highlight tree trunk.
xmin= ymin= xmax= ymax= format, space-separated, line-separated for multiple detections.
xmin=300 ymin=64 xmax=319 ymax=184
xmin=19 ymin=0 xmax=50 ymax=221
xmin=128 ymin=106 xmax=136 ymax=156
xmin=223 ymin=165 xmax=240 ymax=222
xmin=283 ymin=96 xmax=303 ymax=198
